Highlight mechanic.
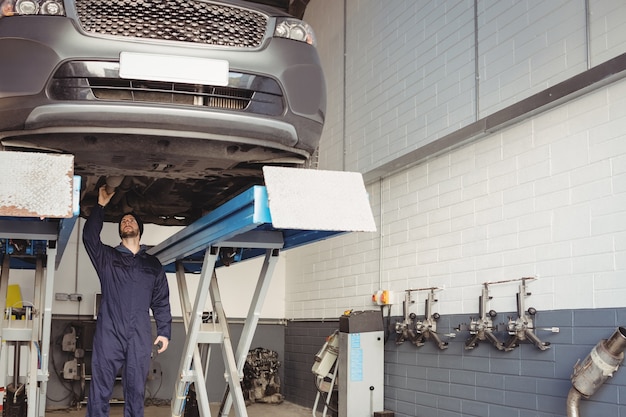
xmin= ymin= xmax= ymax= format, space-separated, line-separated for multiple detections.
xmin=83 ymin=185 xmax=172 ymax=417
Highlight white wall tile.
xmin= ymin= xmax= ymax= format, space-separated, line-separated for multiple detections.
xmin=589 ymin=0 xmax=626 ymax=66
xmin=287 ymin=76 xmax=626 ymax=318
xmin=478 ymin=0 xmax=587 ymax=117
xmin=282 ymin=0 xmax=626 ymax=319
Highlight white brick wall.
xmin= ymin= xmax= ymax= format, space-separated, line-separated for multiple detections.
xmin=478 ymin=0 xmax=588 ymax=116
xmin=289 ymin=0 xmax=626 ymax=319
xmin=302 ymin=0 xmax=345 ymax=171
xmin=590 ymin=0 xmax=626 ymax=66
xmin=341 ymin=0 xmax=477 ymax=173
xmin=311 ymin=0 xmax=626 ymax=176
xmin=286 ymin=78 xmax=626 ymax=318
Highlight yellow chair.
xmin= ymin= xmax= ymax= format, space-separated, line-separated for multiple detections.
xmin=6 ymin=284 xmax=23 ymax=319
xmin=6 ymin=284 xmax=23 ymax=308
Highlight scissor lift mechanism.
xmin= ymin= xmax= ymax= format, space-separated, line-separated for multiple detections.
xmin=149 ymin=166 xmax=376 ymax=417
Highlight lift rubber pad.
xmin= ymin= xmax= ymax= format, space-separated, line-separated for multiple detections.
xmin=262 ymin=166 xmax=376 ymax=232
xmin=0 ymin=151 xmax=75 ymax=218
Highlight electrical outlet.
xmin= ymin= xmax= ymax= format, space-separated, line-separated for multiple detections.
xmin=69 ymin=293 xmax=83 ymax=302
xmin=55 ymin=293 xmax=69 ymax=301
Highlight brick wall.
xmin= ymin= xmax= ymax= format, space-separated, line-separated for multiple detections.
xmin=287 ymin=1 xmax=626 ymax=415
xmin=285 ymin=76 xmax=626 ymax=319
xmin=284 ymin=309 xmax=626 ymax=416
xmin=383 ymin=308 xmax=626 ymax=417
xmin=283 ymin=320 xmax=340 ymax=407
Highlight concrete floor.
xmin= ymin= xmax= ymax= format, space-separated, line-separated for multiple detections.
xmin=46 ymin=401 xmax=315 ymax=417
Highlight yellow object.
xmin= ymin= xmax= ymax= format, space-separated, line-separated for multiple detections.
xmin=6 ymin=284 xmax=23 ymax=308
xmin=372 ymin=289 xmax=392 ymax=305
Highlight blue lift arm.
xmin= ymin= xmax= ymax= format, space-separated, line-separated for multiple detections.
xmin=146 ymin=166 xmax=377 ymax=417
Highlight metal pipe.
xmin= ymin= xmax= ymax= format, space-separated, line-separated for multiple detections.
xmin=13 ymin=341 xmax=20 ymax=387
xmin=604 ymin=327 xmax=626 ymax=354
xmin=567 ymin=327 xmax=626 ymax=417
xmin=104 ymin=175 xmax=124 ymax=194
xmin=566 ymin=388 xmax=582 ymax=417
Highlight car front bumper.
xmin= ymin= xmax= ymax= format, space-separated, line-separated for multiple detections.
xmin=0 ymin=14 xmax=326 ymax=153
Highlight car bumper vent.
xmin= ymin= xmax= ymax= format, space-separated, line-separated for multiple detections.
xmin=89 ymin=79 xmax=253 ymax=110
xmin=74 ymin=0 xmax=268 ymax=48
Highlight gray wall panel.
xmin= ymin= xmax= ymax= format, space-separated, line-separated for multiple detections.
xmin=285 ymin=308 xmax=626 ymax=417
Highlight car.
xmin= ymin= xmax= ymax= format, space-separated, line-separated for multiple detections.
xmin=0 ymin=0 xmax=325 ymax=226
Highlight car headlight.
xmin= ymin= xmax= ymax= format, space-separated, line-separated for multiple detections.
xmin=1 ymin=0 xmax=65 ymax=17
xmin=274 ymin=17 xmax=317 ymax=46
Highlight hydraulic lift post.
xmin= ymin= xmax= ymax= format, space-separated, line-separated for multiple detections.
xmin=0 ymin=151 xmax=79 ymax=417
xmin=0 ymin=236 xmax=62 ymax=417
xmin=174 ymin=260 xmax=212 ymax=417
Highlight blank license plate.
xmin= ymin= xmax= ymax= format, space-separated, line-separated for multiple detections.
xmin=119 ymin=52 xmax=229 ymax=86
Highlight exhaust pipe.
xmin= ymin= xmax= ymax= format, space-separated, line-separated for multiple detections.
xmin=567 ymin=326 xmax=626 ymax=417
xmin=105 ymin=176 xmax=124 ymax=194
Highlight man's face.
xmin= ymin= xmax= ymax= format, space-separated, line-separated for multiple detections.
xmin=120 ymin=215 xmax=140 ymax=239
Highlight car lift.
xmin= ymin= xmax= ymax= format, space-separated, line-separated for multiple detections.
xmin=0 ymin=154 xmax=375 ymax=417
xmin=0 ymin=151 xmax=79 ymax=417
xmin=147 ymin=166 xmax=377 ymax=417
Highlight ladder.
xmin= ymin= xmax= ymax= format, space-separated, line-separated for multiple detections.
xmin=147 ymin=166 xmax=377 ymax=417
xmin=0 ymin=151 xmax=79 ymax=417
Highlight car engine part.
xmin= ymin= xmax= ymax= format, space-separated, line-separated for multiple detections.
xmin=567 ymin=327 xmax=626 ymax=417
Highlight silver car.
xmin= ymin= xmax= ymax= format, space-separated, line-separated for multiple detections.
xmin=0 ymin=0 xmax=325 ymax=225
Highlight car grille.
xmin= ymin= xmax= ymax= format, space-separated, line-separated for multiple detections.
xmin=49 ymin=61 xmax=284 ymax=116
xmin=74 ymin=0 xmax=268 ymax=48
xmin=89 ymin=79 xmax=253 ymax=110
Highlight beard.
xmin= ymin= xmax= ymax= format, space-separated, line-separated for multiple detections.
xmin=120 ymin=228 xmax=139 ymax=239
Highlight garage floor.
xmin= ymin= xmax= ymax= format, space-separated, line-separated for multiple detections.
xmin=47 ymin=401 xmax=315 ymax=416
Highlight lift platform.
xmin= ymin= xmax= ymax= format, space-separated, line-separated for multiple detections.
xmin=0 ymin=152 xmax=79 ymax=417
xmin=147 ymin=166 xmax=377 ymax=417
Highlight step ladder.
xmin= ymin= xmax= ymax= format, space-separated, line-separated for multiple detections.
xmin=0 ymin=151 xmax=79 ymax=417
xmin=147 ymin=166 xmax=376 ymax=417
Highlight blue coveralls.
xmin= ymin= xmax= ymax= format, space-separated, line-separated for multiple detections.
xmin=83 ymin=205 xmax=172 ymax=417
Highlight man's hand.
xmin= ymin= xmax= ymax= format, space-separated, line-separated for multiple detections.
xmin=98 ymin=185 xmax=115 ymax=207
xmin=154 ymin=335 xmax=169 ymax=354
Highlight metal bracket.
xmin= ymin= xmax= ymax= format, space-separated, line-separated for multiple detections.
xmin=503 ymin=277 xmax=552 ymax=351
xmin=457 ymin=277 xmax=556 ymax=352
xmin=457 ymin=284 xmax=505 ymax=351
xmin=395 ymin=287 xmax=448 ymax=350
